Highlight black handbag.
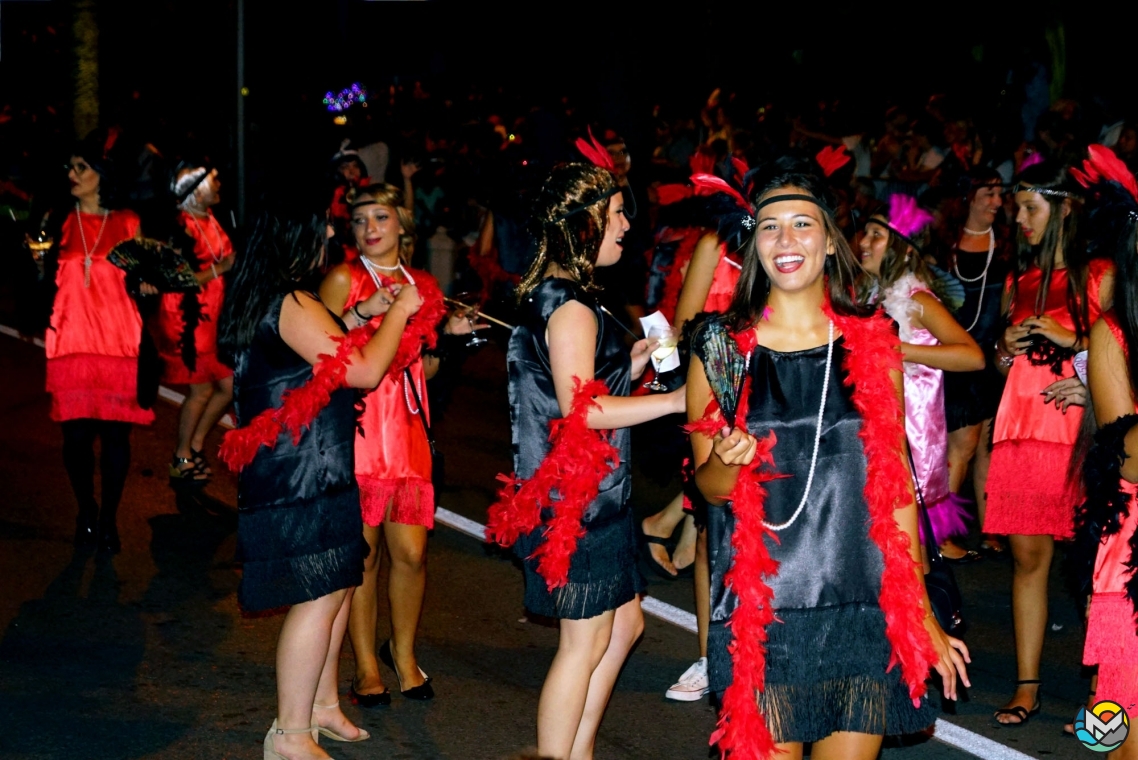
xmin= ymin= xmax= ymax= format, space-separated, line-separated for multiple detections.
xmin=909 ymin=446 xmax=966 ymax=637
xmin=404 ymin=368 xmax=445 ymax=493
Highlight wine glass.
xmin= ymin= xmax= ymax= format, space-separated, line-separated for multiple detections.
xmin=24 ymin=229 xmax=53 ymax=282
xmin=451 ymin=291 xmax=489 ymax=347
xmin=643 ymin=325 xmax=678 ymax=392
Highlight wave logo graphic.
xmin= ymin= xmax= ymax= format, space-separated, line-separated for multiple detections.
xmin=1074 ymin=700 xmax=1130 ymax=752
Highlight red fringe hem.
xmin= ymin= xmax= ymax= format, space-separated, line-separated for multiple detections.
xmin=1084 ymin=592 xmax=1138 ymax=664
xmin=358 ymin=476 xmax=435 ymax=528
xmin=984 ymin=440 xmax=1079 ymax=538
xmin=46 ymin=355 xmax=155 ymax=424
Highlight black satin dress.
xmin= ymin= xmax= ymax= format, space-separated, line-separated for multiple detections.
xmin=698 ymin=329 xmax=935 ymax=743
xmin=944 ymin=247 xmax=1007 ymax=431
xmin=508 ymin=278 xmax=645 ymax=620
xmin=231 ymin=293 xmax=366 ymax=613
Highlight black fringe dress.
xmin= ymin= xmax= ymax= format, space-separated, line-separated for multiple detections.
xmin=508 ymin=278 xmax=645 ymax=620
xmin=232 ymin=294 xmax=366 ymax=613
xmin=697 ymin=323 xmax=936 ymax=743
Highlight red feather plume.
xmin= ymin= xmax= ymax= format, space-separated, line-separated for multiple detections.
xmin=815 ymin=144 xmax=851 ymax=178
xmin=656 ymin=183 xmax=695 ymax=206
xmin=486 ymin=378 xmax=621 ymax=590
xmin=690 ymin=149 xmax=716 ymax=176
xmin=690 ymin=173 xmax=751 ymax=213
xmin=1070 ymin=144 xmax=1138 ymax=203
xmin=574 ymin=127 xmax=616 ymax=172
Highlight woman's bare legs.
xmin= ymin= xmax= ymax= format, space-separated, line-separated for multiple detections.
xmin=568 ymin=599 xmax=645 ymax=760
xmin=272 ymin=588 xmax=348 ymax=759
xmin=996 ymin=533 xmax=1053 ymax=723
xmin=695 ymin=528 xmax=709 ymax=659
xmin=311 ymin=587 xmax=366 ymax=740
xmin=537 ymin=598 xmax=643 ymax=760
xmin=348 ymin=522 xmax=386 ymax=695
xmin=943 ymin=422 xmax=981 ymax=558
xmin=189 ymin=376 xmax=233 ymax=454
xmin=973 ymin=419 xmax=1002 ymax=551
xmin=384 ymin=521 xmax=429 ymax=689
xmin=672 ymin=514 xmax=699 ymax=572
xmin=641 ymin=493 xmax=686 ymax=575
xmin=812 ymin=731 xmax=885 ymax=760
xmin=173 ymin=383 xmax=212 ymax=475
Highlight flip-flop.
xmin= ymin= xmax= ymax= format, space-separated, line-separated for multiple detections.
xmin=639 ymin=532 xmax=680 ymax=579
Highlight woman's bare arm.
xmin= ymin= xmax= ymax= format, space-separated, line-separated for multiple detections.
xmin=1088 ymin=318 xmax=1138 ymax=482
xmin=674 ymin=233 xmax=722 ymax=329
xmin=905 ymin=291 xmax=985 ymax=372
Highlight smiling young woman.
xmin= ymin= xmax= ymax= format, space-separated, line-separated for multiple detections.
xmin=688 ymin=156 xmax=969 ymax=760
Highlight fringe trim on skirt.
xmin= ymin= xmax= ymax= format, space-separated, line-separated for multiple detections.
xmin=984 ymin=439 xmax=1081 ymax=538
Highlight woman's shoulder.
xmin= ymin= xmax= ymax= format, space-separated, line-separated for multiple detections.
xmin=521 ymin=278 xmax=593 ymax=323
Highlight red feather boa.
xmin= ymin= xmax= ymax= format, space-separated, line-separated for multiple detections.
xmin=219 ymin=271 xmax=447 ymax=473
xmin=656 ymin=228 xmax=705 ymax=324
xmin=486 ymin=378 xmax=620 ymax=591
xmin=219 ymin=324 xmax=376 ymax=471
xmin=467 ymin=247 xmax=521 ymax=306
xmin=690 ymin=308 xmax=937 ymax=759
xmin=365 ymin=268 xmax=448 ymax=378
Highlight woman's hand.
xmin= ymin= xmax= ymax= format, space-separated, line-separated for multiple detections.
xmin=443 ymin=305 xmax=489 ymax=336
xmin=712 ymin=426 xmax=758 ymax=468
xmin=401 ymin=160 xmax=421 ymax=180
xmin=1022 ymin=314 xmax=1078 ymax=349
xmin=924 ymin=615 xmax=971 ymax=702
xmin=389 ymin=283 xmax=422 ymax=317
xmin=629 ymin=337 xmax=659 ymax=379
xmin=358 ymin=285 xmax=396 ymax=319
xmin=1000 ymin=323 xmax=1032 ymax=356
xmin=217 ymin=254 xmax=236 ymax=274
xmin=139 ymin=282 xmax=159 ymax=296
xmin=1041 ymin=376 xmax=1087 ymax=413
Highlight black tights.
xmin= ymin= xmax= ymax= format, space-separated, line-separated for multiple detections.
xmin=61 ymin=419 xmax=132 ymax=525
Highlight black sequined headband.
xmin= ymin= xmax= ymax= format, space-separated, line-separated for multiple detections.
xmin=865 ymin=217 xmax=924 ymax=255
xmin=753 ymin=193 xmax=833 ymax=217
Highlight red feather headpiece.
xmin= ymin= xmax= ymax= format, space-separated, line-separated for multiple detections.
xmin=1070 ymin=144 xmax=1138 ymax=203
xmin=690 ymin=173 xmax=751 ymax=213
xmin=574 ymin=127 xmax=615 ymax=172
xmin=815 ymin=144 xmax=851 ymax=178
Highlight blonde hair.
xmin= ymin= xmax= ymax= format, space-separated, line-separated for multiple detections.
xmin=347 ymin=183 xmax=416 ymax=264
xmin=516 ymin=163 xmax=617 ymax=302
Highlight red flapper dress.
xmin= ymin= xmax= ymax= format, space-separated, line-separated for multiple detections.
xmin=345 ymin=261 xmax=437 ymax=527
xmin=153 ymin=210 xmax=234 ymax=384
xmin=45 ymin=209 xmax=155 ymax=425
xmin=984 ymin=259 xmax=1112 ymax=538
xmin=703 ymin=247 xmax=742 ymax=314
xmin=1082 ymin=312 xmax=1138 ymax=708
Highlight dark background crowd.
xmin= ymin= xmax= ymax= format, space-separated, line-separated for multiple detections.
xmin=2 ymin=1 xmax=1138 ymax=316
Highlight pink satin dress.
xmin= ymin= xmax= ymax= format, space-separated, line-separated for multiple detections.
xmin=882 ymin=274 xmax=967 ymax=542
xmin=1082 ymin=311 xmax=1138 ymax=709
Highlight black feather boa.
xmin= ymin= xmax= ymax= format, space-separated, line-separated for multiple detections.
xmin=1072 ymin=413 xmax=1138 ymax=627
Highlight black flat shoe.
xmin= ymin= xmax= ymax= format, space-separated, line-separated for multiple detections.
xmin=944 ymin=550 xmax=983 ymax=566
xmin=349 ymin=681 xmax=391 ymax=708
xmin=379 ymin=640 xmax=434 ymax=700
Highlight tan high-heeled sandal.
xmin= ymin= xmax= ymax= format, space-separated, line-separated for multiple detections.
xmin=262 ymin=719 xmax=320 ymax=759
xmin=312 ymin=701 xmax=370 ymax=743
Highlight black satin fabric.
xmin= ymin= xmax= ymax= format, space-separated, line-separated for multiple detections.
xmin=508 ymin=278 xmax=631 ymax=523
xmin=507 ymin=278 xmax=643 ymax=619
xmin=706 ymin=340 xmax=883 ymax=627
xmin=231 ymin=293 xmax=365 ymax=612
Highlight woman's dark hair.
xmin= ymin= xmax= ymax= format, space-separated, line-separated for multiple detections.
xmin=516 ymin=163 xmax=617 ymax=301
xmin=726 ymin=155 xmax=870 ymax=332
xmin=72 ymin=128 xmax=125 ymax=210
xmin=217 ymin=210 xmax=328 ymax=363
xmin=1009 ymin=160 xmax=1093 ymax=344
xmin=856 ymin=204 xmax=941 ymax=303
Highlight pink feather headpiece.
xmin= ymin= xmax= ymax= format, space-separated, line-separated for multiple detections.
xmin=574 ymin=127 xmax=615 ymax=173
xmin=887 ymin=194 xmax=934 ymax=239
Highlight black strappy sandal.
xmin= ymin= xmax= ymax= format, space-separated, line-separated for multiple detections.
xmin=994 ymin=679 xmax=1042 ymax=726
xmin=190 ymin=448 xmax=213 ymax=478
xmin=169 ymin=455 xmax=209 ymax=486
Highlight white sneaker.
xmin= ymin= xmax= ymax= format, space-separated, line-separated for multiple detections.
xmin=665 ymin=657 xmax=709 ymax=701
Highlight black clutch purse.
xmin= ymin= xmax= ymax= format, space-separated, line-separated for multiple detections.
xmin=909 ymin=446 xmax=966 ymax=637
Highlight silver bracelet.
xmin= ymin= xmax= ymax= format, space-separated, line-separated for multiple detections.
xmin=994 ymin=342 xmax=1014 ymax=368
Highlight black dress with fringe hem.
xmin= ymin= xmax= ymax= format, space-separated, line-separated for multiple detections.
xmin=509 ymin=279 xmax=645 ymax=621
xmin=233 ymin=293 xmax=366 ymax=613
xmin=699 ymin=332 xmax=935 ymax=743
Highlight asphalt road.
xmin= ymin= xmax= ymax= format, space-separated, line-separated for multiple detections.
xmin=0 ymin=328 xmax=1106 ymax=759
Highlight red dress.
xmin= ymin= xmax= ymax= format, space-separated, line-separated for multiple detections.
xmin=153 ymin=210 xmax=234 ymax=384
xmin=703 ymin=246 xmax=742 ymax=314
xmin=345 ymin=261 xmax=438 ymax=528
xmin=45 ymin=209 xmax=155 ymax=425
xmin=984 ymin=259 xmax=1112 ymax=538
xmin=1082 ymin=312 xmax=1138 ymax=709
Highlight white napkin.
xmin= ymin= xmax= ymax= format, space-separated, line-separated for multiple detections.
xmin=1073 ymin=350 xmax=1088 ymax=387
xmin=638 ymin=310 xmax=681 ymax=373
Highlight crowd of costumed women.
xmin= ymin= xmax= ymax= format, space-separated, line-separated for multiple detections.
xmin=40 ymin=121 xmax=1138 ymax=760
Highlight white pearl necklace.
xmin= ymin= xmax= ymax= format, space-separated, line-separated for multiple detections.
xmin=762 ymin=320 xmax=834 ymax=532
xmin=962 ymin=225 xmax=993 ymax=235
xmin=358 ymin=256 xmax=421 ymax=415
xmin=75 ymin=203 xmax=109 ymax=288
xmin=953 ymin=228 xmax=995 ymax=332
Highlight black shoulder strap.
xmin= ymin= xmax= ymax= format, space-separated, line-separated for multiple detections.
xmin=404 ymin=368 xmax=436 ymax=452
xmin=907 ymin=442 xmax=946 ymax=569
